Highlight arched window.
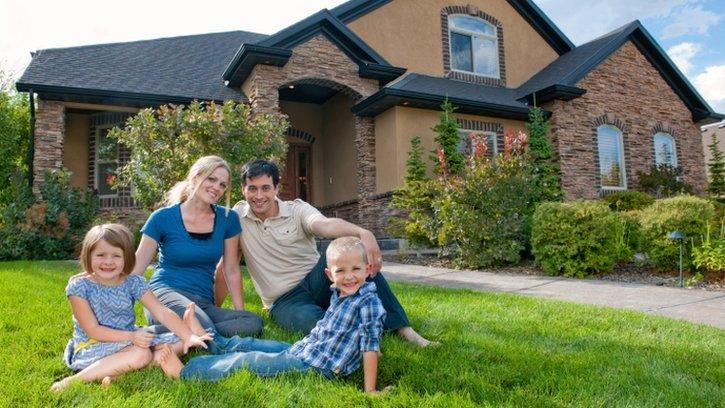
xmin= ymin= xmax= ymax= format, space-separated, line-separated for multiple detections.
xmin=448 ymin=15 xmax=499 ymax=78
xmin=597 ymin=125 xmax=627 ymax=189
xmin=653 ymin=132 xmax=677 ymax=167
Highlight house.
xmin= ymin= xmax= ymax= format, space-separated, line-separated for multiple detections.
xmin=16 ymin=0 xmax=724 ymax=236
xmin=702 ymin=121 xmax=725 ymax=180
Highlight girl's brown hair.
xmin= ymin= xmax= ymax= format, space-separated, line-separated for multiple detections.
xmin=80 ymin=223 xmax=136 ymax=275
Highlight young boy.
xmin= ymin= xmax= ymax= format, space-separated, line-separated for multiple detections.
xmin=160 ymin=236 xmax=386 ymax=393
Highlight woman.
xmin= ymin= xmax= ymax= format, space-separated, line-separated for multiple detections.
xmin=133 ymin=156 xmax=262 ymax=337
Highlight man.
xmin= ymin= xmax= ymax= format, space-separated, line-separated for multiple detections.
xmin=217 ymin=159 xmax=432 ymax=346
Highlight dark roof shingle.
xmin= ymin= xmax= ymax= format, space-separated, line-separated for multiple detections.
xmin=18 ymin=30 xmax=267 ymax=103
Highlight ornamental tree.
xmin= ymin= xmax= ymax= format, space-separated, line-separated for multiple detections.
xmin=109 ymin=100 xmax=289 ymax=208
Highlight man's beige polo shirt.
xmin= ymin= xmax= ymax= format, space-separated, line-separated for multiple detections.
xmin=233 ymin=198 xmax=325 ymax=309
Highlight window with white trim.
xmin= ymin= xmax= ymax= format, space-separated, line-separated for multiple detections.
xmin=448 ymin=15 xmax=499 ymax=78
xmin=653 ymin=132 xmax=677 ymax=167
xmin=597 ymin=125 xmax=626 ymax=189
xmin=95 ymin=126 xmax=118 ymax=196
xmin=457 ymin=129 xmax=497 ymax=156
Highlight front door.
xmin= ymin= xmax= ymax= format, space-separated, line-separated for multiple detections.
xmin=279 ymin=143 xmax=312 ymax=202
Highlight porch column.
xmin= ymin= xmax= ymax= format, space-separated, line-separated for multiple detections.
xmin=246 ymin=66 xmax=281 ymax=115
xmin=354 ymin=116 xmax=377 ymax=232
xmin=33 ymin=99 xmax=65 ymax=194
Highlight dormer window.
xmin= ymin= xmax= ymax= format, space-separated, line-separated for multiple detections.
xmin=449 ymin=15 xmax=499 ymax=78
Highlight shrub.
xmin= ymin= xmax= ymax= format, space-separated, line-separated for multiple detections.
xmin=437 ymin=150 xmax=538 ymax=268
xmin=635 ymin=164 xmax=693 ymax=198
xmin=706 ymin=131 xmax=725 ymax=201
xmin=638 ymin=195 xmax=715 ymax=271
xmin=691 ymin=221 xmax=725 ymax=273
xmin=0 ymin=84 xmax=30 ymax=205
xmin=432 ymin=99 xmax=465 ymax=176
xmin=602 ymin=190 xmax=655 ymax=211
xmin=526 ymin=106 xmax=563 ymax=202
xmin=0 ymin=170 xmax=98 ymax=260
xmin=110 ymin=100 xmax=288 ymax=208
xmin=532 ymin=201 xmax=622 ymax=277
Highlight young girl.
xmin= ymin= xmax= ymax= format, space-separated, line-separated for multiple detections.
xmin=51 ymin=223 xmax=212 ymax=391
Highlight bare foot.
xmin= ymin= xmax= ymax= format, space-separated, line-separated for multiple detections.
xmin=101 ymin=376 xmax=115 ymax=388
xmin=50 ymin=377 xmax=72 ymax=392
xmin=183 ymin=303 xmax=208 ymax=336
xmin=155 ymin=344 xmax=183 ymax=379
xmin=397 ymin=327 xmax=439 ymax=347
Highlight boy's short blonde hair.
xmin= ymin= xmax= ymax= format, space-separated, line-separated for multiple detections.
xmin=80 ymin=223 xmax=136 ymax=275
xmin=325 ymin=236 xmax=368 ymax=264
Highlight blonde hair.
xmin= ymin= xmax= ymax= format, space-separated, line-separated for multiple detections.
xmin=326 ymin=236 xmax=368 ymax=265
xmin=165 ymin=155 xmax=232 ymax=213
xmin=80 ymin=223 xmax=136 ymax=275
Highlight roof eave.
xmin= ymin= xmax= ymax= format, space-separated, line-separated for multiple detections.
xmin=223 ymin=44 xmax=292 ymax=87
xmin=15 ymin=83 xmax=243 ymax=107
xmin=359 ymin=63 xmax=407 ymax=83
xmin=352 ymin=88 xmax=543 ymax=120
xmin=520 ymin=84 xmax=586 ymax=105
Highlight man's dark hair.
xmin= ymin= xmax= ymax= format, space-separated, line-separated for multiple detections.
xmin=241 ymin=159 xmax=280 ymax=186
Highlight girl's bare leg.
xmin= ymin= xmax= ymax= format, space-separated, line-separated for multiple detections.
xmin=50 ymin=346 xmax=153 ymax=391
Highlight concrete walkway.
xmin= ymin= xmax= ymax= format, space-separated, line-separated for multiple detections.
xmin=383 ymin=262 xmax=725 ymax=329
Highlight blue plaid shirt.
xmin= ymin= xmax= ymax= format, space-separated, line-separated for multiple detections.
xmin=289 ymin=281 xmax=386 ymax=376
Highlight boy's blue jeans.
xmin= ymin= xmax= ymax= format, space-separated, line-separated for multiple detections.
xmin=181 ymin=337 xmax=333 ymax=381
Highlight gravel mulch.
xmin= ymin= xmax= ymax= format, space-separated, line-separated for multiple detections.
xmin=383 ymin=253 xmax=724 ymax=291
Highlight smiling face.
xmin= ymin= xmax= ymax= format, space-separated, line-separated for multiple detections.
xmin=242 ymin=174 xmax=279 ymax=220
xmin=325 ymin=250 xmax=372 ymax=298
xmin=90 ymin=239 xmax=125 ymax=284
xmin=192 ymin=166 xmax=229 ymax=205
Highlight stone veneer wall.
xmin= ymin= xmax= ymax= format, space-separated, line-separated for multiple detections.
xmin=547 ymin=41 xmax=708 ymax=199
xmin=243 ymin=34 xmax=383 ymax=232
xmin=33 ymin=99 xmax=65 ymax=194
xmin=318 ymin=192 xmax=399 ymax=238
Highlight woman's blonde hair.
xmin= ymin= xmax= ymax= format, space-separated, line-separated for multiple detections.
xmin=165 ymin=155 xmax=232 ymax=212
xmin=80 ymin=223 xmax=136 ymax=275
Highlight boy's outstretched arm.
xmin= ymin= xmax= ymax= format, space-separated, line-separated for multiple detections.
xmin=362 ymin=351 xmax=378 ymax=393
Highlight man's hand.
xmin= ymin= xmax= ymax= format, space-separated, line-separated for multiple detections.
xmin=359 ymin=229 xmax=382 ymax=276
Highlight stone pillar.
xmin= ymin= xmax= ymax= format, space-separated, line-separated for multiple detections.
xmin=354 ymin=116 xmax=377 ymax=232
xmin=33 ymin=99 xmax=66 ymax=194
xmin=247 ymin=66 xmax=281 ymax=116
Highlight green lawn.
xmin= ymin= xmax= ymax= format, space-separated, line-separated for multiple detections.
xmin=1 ymin=261 xmax=723 ymax=407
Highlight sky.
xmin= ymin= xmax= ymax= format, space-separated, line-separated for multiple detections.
xmin=0 ymin=0 xmax=723 ymax=113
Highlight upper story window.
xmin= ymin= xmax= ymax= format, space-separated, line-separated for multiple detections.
xmin=597 ymin=125 xmax=627 ymax=189
xmin=449 ymin=15 xmax=499 ymax=78
xmin=653 ymin=132 xmax=677 ymax=167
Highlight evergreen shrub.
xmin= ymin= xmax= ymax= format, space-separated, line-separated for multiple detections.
xmin=532 ymin=201 xmax=623 ymax=277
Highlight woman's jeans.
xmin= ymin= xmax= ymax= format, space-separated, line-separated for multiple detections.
xmin=181 ymin=337 xmax=332 ymax=381
xmin=145 ymin=286 xmax=263 ymax=338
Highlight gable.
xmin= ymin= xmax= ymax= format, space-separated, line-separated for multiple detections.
xmin=344 ymin=0 xmax=568 ymax=87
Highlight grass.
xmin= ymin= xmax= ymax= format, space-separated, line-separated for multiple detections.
xmin=0 ymin=260 xmax=723 ymax=407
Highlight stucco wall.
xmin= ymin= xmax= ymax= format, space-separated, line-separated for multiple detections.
xmin=321 ymin=94 xmax=358 ymax=205
xmin=64 ymin=113 xmax=90 ymax=188
xmin=547 ymin=40 xmax=707 ymax=199
xmin=347 ymin=0 xmax=560 ymax=87
xmin=375 ymin=106 xmax=527 ymax=193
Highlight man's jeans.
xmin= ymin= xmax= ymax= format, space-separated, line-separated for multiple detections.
xmin=181 ymin=337 xmax=333 ymax=381
xmin=270 ymin=254 xmax=411 ymax=334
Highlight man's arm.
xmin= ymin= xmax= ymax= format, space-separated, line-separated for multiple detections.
xmin=309 ymin=217 xmax=382 ymax=275
xmin=362 ymin=351 xmax=378 ymax=393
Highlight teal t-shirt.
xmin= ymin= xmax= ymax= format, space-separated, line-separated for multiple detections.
xmin=142 ymin=203 xmax=241 ymax=302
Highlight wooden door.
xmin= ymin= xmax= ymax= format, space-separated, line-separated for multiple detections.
xmin=279 ymin=144 xmax=312 ymax=202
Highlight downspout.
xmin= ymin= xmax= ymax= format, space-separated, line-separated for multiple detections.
xmin=27 ymin=90 xmax=35 ymax=189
